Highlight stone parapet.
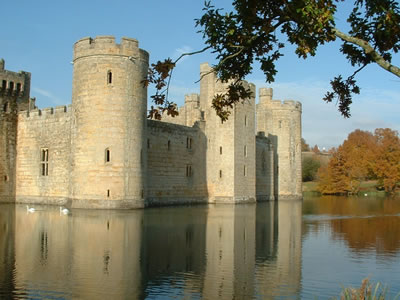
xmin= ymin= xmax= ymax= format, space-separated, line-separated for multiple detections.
xmin=73 ymin=36 xmax=149 ymax=63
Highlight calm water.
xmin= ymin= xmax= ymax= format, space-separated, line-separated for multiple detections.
xmin=1 ymin=195 xmax=399 ymax=299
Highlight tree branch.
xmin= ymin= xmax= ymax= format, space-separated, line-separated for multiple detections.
xmin=334 ymin=28 xmax=400 ymax=78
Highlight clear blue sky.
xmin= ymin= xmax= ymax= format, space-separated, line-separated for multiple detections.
xmin=1 ymin=0 xmax=399 ymax=149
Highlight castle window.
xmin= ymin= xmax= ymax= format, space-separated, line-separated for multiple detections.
xmin=245 ymin=115 xmax=247 ymax=126
xmin=147 ymin=139 xmax=150 ymax=149
xmin=244 ymin=165 xmax=247 ymax=177
xmin=107 ymin=189 xmax=110 ymax=197
xmin=40 ymin=148 xmax=49 ymax=176
xmin=186 ymin=137 xmax=192 ymax=149
xmin=3 ymin=102 xmax=8 ymax=112
xmin=244 ymin=145 xmax=247 ymax=157
xmin=220 ymin=146 xmax=222 ymax=155
xmin=107 ymin=71 xmax=112 ymax=84
xmin=1 ymin=80 xmax=6 ymax=90
xmin=4 ymin=175 xmax=8 ymax=182
xmin=279 ymin=120 xmax=282 ymax=128
xmin=105 ymin=148 xmax=111 ymax=163
xmin=186 ymin=165 xmax=192 ymax=177
xmin=168 ymin=140 xmax=171 ymax=150
xmin=219 ymin=170 xmax=222 ymax=178
xmin=9 ymin=82 xmax=14 ymax=91
xmin=262 ymin=151 xmax=266 ymax=175
xmin=201 ymin=111 xmax=205 ymax=120
xmin=16 ymin=83 xmax=21 ymax=92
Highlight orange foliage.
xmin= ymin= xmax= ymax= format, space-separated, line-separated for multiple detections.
xmin=373 ymin=128 xmax=400 ymax=193
xmin=318 ymin=128 xmax=400 ymax=194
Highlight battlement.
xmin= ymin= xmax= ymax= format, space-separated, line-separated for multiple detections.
xmin=0 ymin=60 xmax=30 ymax=97
xmin=18 ymin=105 xmax=71 ymax=119
xmin=185 ymin=94 xmax=200 ymax=104
xmin=73 ymin=36 xmax=149 ymax=63
xmin=258 ymin=88 xmax=301 ymax=111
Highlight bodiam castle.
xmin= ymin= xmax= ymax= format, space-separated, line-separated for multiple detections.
xmin=0 ymin=36 xmax=302 ymax=209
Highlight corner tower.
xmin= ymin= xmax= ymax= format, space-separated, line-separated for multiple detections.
xmin=70 ymin=36 xmax=149 ymax=208
xmin=256 ymin=88 xmax=302 ymax=200
xmin=0 ymin=59 xmax=32 ymax=202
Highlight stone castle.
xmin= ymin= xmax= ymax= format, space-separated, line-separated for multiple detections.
xmin=0 ymin=36 xmax=302 ymax=209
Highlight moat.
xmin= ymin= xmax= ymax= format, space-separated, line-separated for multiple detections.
xmin=1 ymin=195 xmax=399 ymax=299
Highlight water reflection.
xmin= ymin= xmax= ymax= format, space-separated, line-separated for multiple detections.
xmin=303 ymin=195 xmax=400 ymax=255
xmin=0 ymin=201 xmax=303 ymax=299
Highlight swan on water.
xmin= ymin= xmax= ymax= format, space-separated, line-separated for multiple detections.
xmin=26 ymin=205 xmax=35 ymax=213
xmin=60 ymin=207 xmax=69 ymax=215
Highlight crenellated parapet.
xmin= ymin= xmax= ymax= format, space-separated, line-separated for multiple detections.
xmin=18 ymin=105 xmax=71 ymax=119
xmin=259 ymin=88 xmax=301 ymax=112
xmin=73 ymin=36 xmax=149 ymax=64
xmin=0 ymin=59 xmax=31 ymax=98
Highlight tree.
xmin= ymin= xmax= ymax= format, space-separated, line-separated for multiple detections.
xmin=144 ymin=0 xmax=400 ymax=120
xmin=302 ymin=156 xmax=321 ymax=181
xmin=373 ymin=128 xmax=400 ymax=192
xmin=317 ymin=128 xmax=400 ymax=194
xmin=312 ymin=145 xmax=320 ymax=154
xmin=301 ymin=138 xmax=310 ymax=152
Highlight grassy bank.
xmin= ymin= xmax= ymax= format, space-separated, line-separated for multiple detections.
xmin=302 ymin=180 xmax=395 ymax=196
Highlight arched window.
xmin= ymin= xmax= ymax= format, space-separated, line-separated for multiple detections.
xmin=220 ymin=146 xmax=222 ymax=155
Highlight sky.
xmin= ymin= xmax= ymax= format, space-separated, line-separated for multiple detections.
xmin=1 ymin=0 xmax=399 ymax=149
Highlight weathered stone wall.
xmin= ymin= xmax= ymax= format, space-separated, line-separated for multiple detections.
xmin=198 ymin=63 xmax=257 ymax=203
xmin=0 ymin=61 xmax=32 ymax=202
xmin=162 ymin=93 xmax=202 ymax=127
xmin=233 ymin=82 xmax=256 ymax=202
xmin=199 ymin=64 xmax=235 ymax=202
xmin=146 ymin=120 xmax=208 ymax=205
xmin=256 ymin=88 xmax=302 ymax=200
xmin=15 ymin=107 xmax=71 ymax=204
xmin=69 ymin=36 xmax=149 ymax=209
xmin=256 ymin=133 xmax=275 ymax=201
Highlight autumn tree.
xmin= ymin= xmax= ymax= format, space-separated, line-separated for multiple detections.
xmin=373 ymin=128 xmax=400 ymax=192
xmin=144 ymin=0 xmax=400 ymax=120
xmin=318 ymin=128 xmax=400 ymax=194
xmin=312 ymin=145 xmax=320 ymax=154
xmin=317 ymin=148 xmax=350 ymax=194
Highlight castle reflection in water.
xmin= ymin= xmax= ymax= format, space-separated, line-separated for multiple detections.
xmin=0 ymin=201 xmax=302 ymax=299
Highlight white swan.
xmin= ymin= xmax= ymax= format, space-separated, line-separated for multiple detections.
xmin=59 ymin=207 xmax=69 ymax=215
xmin=26 ymin=205 xmax=35 ymax=213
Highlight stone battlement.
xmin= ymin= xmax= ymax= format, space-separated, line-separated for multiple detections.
xmin=259 ymin=88 xmax=301 ymax=111
xmin=0 ymin=60 xmax=30 ymax=97
xmin=73 ymin=36 xmax=149 ymax=63
xmin=18 ymin=105 xmax=71 ymax=118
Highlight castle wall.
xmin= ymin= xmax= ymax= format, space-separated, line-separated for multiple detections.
xmin=162 ymin=94 xmax=202 ymax=127
xmin=0 ymin=61 xmax=32 ymax=202
xmin=199 ymin=63 xmax=256 ymax=203
xmin=256 ymin=88 xmax=302 ymax=200
xmin=233 ymin=83 xmax=256 ymax=202
xmin=256 ymin=134 xmax=275 ymax=201
xmin=69 ymin=36 xmax=149 ymax=209
xmin=200 ymin=66 xmax=235 ymax=202
xmin=15 ymin=107 xmax=72 ymax=204
xmin=146 ymin=120 xmax=208 ymax=205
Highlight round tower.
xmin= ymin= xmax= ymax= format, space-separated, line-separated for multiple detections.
xmin=257 ymin=88 xmax=302 ymax=200
xmin=69 ymin=36 xmax=149 ymax=208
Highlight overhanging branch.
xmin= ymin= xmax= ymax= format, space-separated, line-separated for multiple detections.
xmin=334 ymin=28 xmax=400 ymax=78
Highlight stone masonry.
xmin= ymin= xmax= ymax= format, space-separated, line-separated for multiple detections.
xmin=0 ymin=36 xmax=302 ymax=209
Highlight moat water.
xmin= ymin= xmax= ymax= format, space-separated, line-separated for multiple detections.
xmin=0 ymin=195 xmax=399 ymax=299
